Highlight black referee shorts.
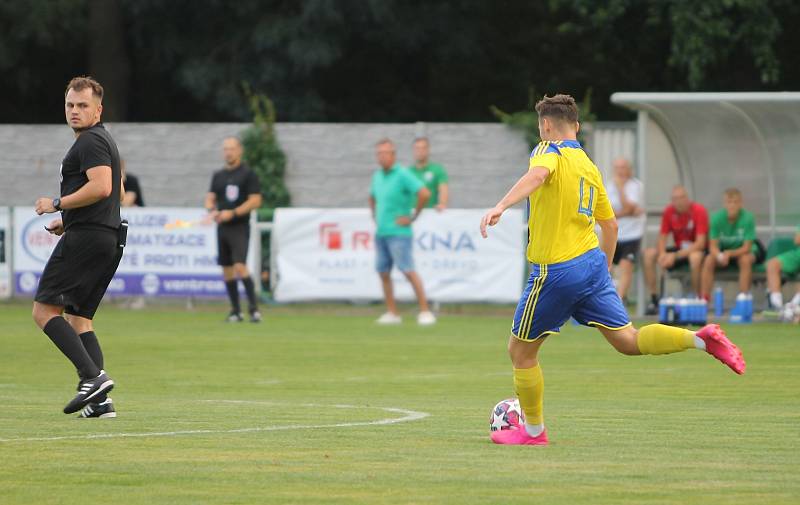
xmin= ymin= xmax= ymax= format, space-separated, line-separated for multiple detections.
xmin=612 ymin=238 xmax=641 ymax=265
xmin=34 ymin=226 xmax=122 ymax=319
xmin=217 ymin=223 xmax=250 ymax=267
xmin=35 ymin=226 xmax=123 ymax=319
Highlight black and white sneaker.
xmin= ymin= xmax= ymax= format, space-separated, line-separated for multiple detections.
xmin=226 ymin=311 xmax=244 ymax=323
xmin=64 ymin=370 xmax=114 ymax=414
xmin=249 ymin=310 xmax=262 ymax=323
xmin=78 ymin=398 xmax=117 ymax=418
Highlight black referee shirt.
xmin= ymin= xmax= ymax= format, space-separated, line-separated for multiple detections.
xmin=60 ymin=122 xmax=122 ymax=230
xmin=124 ymin=173 xmax=145 ymax=206
xmin=209 ymin=164 xmax=261 ymax=226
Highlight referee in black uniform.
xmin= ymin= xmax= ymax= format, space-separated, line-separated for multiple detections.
xmin=32 ymin=76 xmax=125 ymax=418
xmin=205 ymin=137 xmax=263 ymax=322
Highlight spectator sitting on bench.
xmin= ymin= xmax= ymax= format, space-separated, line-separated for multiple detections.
xmin=643 ymin=185 xmax=708 ymax=315
xmin=700 ymin=188 xmax=761 ymax=301
xmin=766 ymin=224 xmax=800 ymax=310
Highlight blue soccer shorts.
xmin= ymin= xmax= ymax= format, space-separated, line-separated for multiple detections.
xmin=375 ymin=235 xmax=415 ymax=273
xmin=511 ymin=248 xmax=631 ymax=341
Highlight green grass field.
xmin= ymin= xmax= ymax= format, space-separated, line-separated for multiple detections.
xmin=0 ymin=301 xmax=798 ymax=505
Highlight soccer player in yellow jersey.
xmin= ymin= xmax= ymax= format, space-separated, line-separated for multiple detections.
xmin=480 ymin=94 xmax=746 ymax=446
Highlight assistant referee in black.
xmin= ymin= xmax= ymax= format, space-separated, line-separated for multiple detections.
xmin=32 ymin=76 xmax=124 ymax=418
xmin=205 ymin=137 xmax=263 ymax=322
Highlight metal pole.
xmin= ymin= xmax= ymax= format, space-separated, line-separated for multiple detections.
xmin=248 ymin=211 xmax=261 ymax=295
xmin=635 ymin=111 xmax=648 ymax=318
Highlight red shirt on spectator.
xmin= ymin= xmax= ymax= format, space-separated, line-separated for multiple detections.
xmin=660 ymin=202 xmax=709 ymax=249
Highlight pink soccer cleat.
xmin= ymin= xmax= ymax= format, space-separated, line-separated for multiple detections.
xmin=490 ymin=427 xmax=549 ymax=446
xmin=696 ymin=324 xmax=746 ymax=375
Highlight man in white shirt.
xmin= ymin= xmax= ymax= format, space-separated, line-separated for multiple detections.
xmin=606 ymin=158 xmax=646 ymax=303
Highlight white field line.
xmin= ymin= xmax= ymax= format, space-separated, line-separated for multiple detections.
xmin=0 ymin=401 xmax=429 ymax=443
xmin=0 ymin=371 xmax=510 ymax=393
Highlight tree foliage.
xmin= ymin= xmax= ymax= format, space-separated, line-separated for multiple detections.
xmin=551 ymin=0 xmax=783 ymax=90
xmin=666 ymin=0 xmax=780 ymax=88
xmin=0 ymin=0 xmax=796 ymax=123
xmin=239 ymin=84 xmax=290 ymax=221
xmin=0 ymin=0 xmax=89 ymax=120
xmin=491 ymin=88 xmax=597 ymax=151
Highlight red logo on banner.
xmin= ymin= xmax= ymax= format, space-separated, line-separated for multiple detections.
xmin=319 ymin=223 xmax=342 ymax=250
xmin=319 ymin=223 xmax=371 ymax=250
xmin=352 ymin=231 xmax=371 ymax=250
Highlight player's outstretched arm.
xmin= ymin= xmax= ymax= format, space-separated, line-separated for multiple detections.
xmin=480 ymin=166 xmax=549 ymax=238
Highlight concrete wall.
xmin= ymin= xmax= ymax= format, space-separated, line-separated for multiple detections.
xmin=0 ymin=122 xmax=532 ymax=209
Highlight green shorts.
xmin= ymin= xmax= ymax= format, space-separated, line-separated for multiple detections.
xmin=776 ymin=248 xmax=800 ymax=275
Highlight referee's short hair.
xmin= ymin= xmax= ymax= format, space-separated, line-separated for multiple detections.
xmin=535 ymin=94 xmax=578 ymax=124
xmin=65 ymin=76 xmax=104 ymax=101
xmin=223 ymin=136 xmax=243 ymax=147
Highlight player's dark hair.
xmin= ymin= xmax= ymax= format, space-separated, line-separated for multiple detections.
xmin=535 ymin=94 xmax=578 ymax=123
xmin=65 ymin=76 xmax=104 ymax=101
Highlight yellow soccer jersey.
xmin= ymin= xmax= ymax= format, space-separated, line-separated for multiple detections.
xmin=525 ymin=140 xmax=614 ymax=264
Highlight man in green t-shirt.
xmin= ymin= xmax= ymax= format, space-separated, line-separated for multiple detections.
xmin=700 ymin=188 xmax=758 ymax=299
xmin=766 ymin=224 xmax=800 ymax=310
xmin=410 ymin=137 xmax=449 ymax=211
xmin=369 ymin=138 xmax=435 ymax=326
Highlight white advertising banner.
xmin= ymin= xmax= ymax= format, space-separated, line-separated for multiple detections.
xmin=273 ymin=208 xmax=525 ymax=302
xmin=12 ymin=207 xmax=255 ymax=297
xmin=0 ymin=207 xmax=10 ymax=298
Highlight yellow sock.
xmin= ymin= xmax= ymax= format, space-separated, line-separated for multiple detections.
xmin=513 ymin=364 xmax=544 ymax=425
xmin=637 ymin=324 xmax=696 ymax=355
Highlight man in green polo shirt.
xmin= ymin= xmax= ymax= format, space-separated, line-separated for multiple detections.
xmin=410 ymin=137 xmax=449 ymax=211
xmin=700 ymin=188 xmax=758 ymax=299
xmin=766 ymin=224 xmax=800 ymax=310
xmin=369 ymin=138 xmax=435 ymax=326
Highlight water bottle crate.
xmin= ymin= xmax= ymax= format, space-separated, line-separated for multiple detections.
xmin=658 ymin=297 xmax=708 ymax=326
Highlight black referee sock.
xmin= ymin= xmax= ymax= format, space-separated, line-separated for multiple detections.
xmin=79 ymin=331 xmax=104 ymax=370
xmin=43 ymin=317 xmax=100 ymax=380
xmin=241 ymin=276 xmax=258 ymax=313
xmin=225 ymin=280 xmax=241 ymax=314
xmin=77 ymin=332 xmax=107 ymax=403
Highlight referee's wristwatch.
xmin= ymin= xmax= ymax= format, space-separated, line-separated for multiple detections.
xmin=52 ymin=197 xmax=62 ymax=211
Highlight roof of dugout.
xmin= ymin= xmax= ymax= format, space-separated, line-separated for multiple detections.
xmin=610 ymin=92 xmax=800 ymax=235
